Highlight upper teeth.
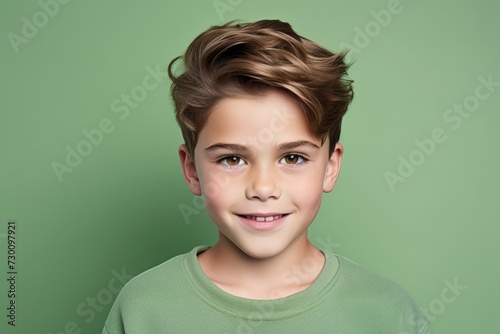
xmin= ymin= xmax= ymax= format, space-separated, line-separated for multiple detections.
xmin=245 ymin=215 xmax=283 ymax=222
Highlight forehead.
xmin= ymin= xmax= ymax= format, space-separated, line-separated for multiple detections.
xmin=198 ymin=90 xmax=317 ymax=145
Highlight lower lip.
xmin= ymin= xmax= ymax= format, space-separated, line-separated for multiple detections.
xmin=237 ymin=215 xmax=288 ymax=231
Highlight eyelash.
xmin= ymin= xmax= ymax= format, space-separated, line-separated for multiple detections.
xmin=216 ymin=153 xmax=309 ymax=169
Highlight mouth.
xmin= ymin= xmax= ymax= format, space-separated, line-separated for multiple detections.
xmin=242 ymin=214 xmax=286 ymax=222
xmin=235 ymin=213 xmax=290 ymax=231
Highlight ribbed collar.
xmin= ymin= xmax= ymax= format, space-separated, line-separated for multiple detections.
xmin=183 ymin=245 xmax=340 ymax=320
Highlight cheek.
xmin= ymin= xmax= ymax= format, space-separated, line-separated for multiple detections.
xmin=287 ymin=170 xmax=324 ymax=209
xmin=199 ymin=169 xmax=237 ymax=213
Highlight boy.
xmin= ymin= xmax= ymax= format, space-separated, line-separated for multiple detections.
xmin=103 ymin=20 xmax=431 ymax=333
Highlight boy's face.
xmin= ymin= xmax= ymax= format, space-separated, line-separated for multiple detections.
xmin=179 ymin=89 xmax=342 ymax=259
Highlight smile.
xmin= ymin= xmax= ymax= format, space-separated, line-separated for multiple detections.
xmin=236 ymin=213 xmax=289 ymax=231
xmin=244 ymin=215 xmax=284 ymax=222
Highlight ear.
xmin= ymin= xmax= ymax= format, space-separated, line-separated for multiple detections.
xmin=323 ymin=142 xmax=343 ymax=193
xmin=178 ymin=144 xmax=202 ymax=196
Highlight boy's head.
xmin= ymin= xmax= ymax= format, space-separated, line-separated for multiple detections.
xmin=169 ymin=20 xmax=354 ymax=258
xmin=168 ymin=19 xmax=354 ymax=160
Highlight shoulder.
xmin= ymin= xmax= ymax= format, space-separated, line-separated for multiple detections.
xmin=122 ymin=255 xmax=182 ymax=293
xmin=103 ymin=246 xmax=207 ymax=333
xmin=115 ymin=246 xmax=203 ymax=303
xmin=329 ymin=253 xmax=431 ymax=333
xmin=335 ymin=254 xmax=414 ymax=301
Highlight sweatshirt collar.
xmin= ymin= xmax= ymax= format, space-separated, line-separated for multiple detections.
xmin=183 ymin=245 xmax=340 ymax=320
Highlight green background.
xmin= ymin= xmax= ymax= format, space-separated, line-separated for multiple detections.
xmin=1 ymin=0 xmax=499 ymax=333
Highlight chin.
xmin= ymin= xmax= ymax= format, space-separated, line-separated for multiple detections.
xmin=236 ymin=240 xmax=289 ymax=260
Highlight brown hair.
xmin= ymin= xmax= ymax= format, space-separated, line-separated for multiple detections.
xmin=168 ymin=19 xmax=354 ymax=158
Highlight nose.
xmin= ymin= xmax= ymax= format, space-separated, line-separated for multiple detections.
xmin=245 ymin=163 xmax=281 ymax=201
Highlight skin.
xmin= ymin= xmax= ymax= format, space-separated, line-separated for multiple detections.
xmin=179 ymin=89 xmax=343 ymax=300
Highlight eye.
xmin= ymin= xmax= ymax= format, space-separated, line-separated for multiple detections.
xmin=279 ymin=154 xmax=307 ymax=165
xmin=218 ymin=155 xmax=245 ymax=167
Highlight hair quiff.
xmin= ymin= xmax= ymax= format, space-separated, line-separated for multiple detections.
xmin=168 ymin=19 xmax=354 ymax=158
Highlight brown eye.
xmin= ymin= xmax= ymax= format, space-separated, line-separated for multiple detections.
xmin=226 ymin=156 xmax=241 ymax=165
xmin=220 ymin=156 xmax=244 ymax=167
xmin=280 ymin=154 xmax=305 ymax=164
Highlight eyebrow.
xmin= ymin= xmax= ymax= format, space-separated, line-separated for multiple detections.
xmin=204 ymin=140 xmax=320 ymax=152
xmin=204 ymin=143 xmax=249 ymax=153
xmin=277 ymin=140 xmax=320 ymax=151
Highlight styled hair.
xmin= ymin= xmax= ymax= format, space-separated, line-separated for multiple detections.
xmin=168 ymin=19 xmax=354 ymax=158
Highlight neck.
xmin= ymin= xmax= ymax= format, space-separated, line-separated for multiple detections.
xmin=197 ymin=232 xmax=325 ymax=300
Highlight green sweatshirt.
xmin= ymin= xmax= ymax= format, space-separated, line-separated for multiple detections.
xmin=103 ymin=245 xmax=431 ymax=333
